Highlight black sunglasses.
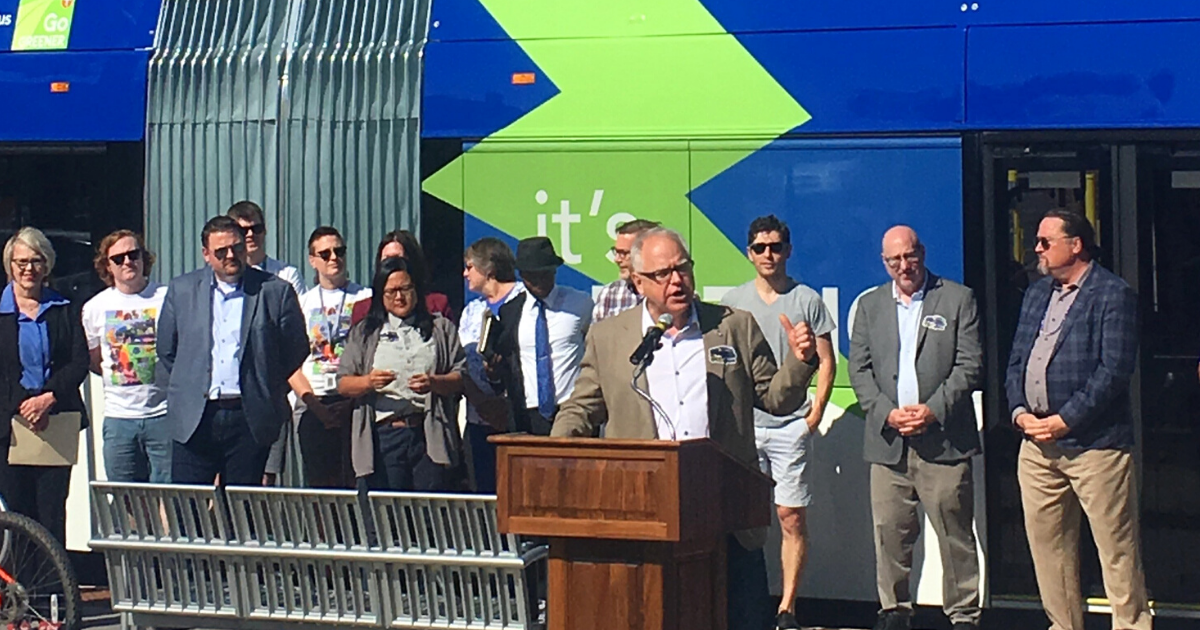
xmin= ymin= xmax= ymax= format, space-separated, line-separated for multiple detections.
xmin=241 ymin=223 xmax=266 ymax=236
xmin=213 ymin=243 xmax=247 ymax=260
xmin=314 ymin=246 xmax=347 ymax=262
xmin=108 ymin=249 xmax=143 ymax=266
xmin=749 ymin=242 xmax=786 ymax=255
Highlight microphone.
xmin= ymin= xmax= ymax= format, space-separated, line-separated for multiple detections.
xmin=478 ymin=309 xmax=498 ymax=360
xmin=629 ymin=313 xmax=674 ymax=366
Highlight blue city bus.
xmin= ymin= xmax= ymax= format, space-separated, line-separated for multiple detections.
xmin=2 ymin=0 xmax=1199 ymax=621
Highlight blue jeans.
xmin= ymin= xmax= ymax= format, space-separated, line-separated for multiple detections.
xmin=103 ymin=414 xmax=173 ymax=483
xmin=367 ymin=422 xmax=448 ymax=492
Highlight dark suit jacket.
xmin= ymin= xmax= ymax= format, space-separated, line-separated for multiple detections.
xmin=157 ymin=267 xmax=308 ymax=447
xmin=1005 ymin=263 xmax=1137 ymax=450
xmin=0 ymin=295 xmax=90 ymax=442
xmin=848 ymin=274 xmax=982 ymax=466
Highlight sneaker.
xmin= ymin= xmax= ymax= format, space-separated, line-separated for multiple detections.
xmin=775 ymin=610 xmax=800 ymax=630
xmin=873 ymin=610 xmax=912 ymax=630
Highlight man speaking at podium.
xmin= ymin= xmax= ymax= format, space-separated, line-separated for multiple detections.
xmin=551 ymin=227 xmax=819 ymax=630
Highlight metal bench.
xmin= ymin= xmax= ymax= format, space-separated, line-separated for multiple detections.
xmin=89 ymin=482 xmax=547 ymax=630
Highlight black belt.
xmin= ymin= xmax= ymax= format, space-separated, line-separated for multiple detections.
xmin=207 ymin=398 xmax=242 ymax=410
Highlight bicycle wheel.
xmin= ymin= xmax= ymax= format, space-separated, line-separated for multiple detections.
xmin=0 ymin=511 xmax=80 ymax=630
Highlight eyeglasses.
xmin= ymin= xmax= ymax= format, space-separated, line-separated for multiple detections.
xmin=108 ymin=249 xmax=143 ymax=266
xmin=749 ymin=242 xmax=786 ymax=255
xmin=313 ymin=246 xmax=347 ymax=262
xmin=383 ymin=285 xmax=416 ymax=300
xmin=241 ymin=223 xmax=265 ymax=237
xmin=212 ymin=243 xmax=247 ymax=260
xmin=882 ymin=252 xmax=922 ymax=269
xmin=11 ymin=257 xmax=46 ymax=271
xmin=609 ymin=246 xmax=631 ymax=260
xmin=637 ymin=260 xmax=694 ymax=283
xmin=1035 ymin=235 xmax=1076 ymax=250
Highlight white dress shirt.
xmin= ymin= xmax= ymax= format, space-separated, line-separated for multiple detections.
xmin=209 ymin=278 xmax=244 ymax=398
xmin=642 ymin=304 xmax=709 ymax=441
xmin=518 ymin=285 xmax=593 ymax=408
xmin=894 ymin=279 xmax=927 ymax=407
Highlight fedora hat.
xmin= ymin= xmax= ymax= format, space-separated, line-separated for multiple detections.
xmin=516 ymin=236 xmax=564 ymax=272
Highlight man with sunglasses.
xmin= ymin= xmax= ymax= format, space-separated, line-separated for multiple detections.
xmin=552 ymin=227 xmax=819 ymax=630
xmin=273 ymin=227 xmax=371 ymax=488
xmin=593 ymin=219 xmax=659 ymax=323
xmin=157 ymin=216 xmax=308 ymax=485
xmin=227 ymin=200 xmax=305 ymax=297
xmin=1007 ymin=210 xmax=1148 ymax=630
xmin=848 ymin=226 xmax=982 ymax=630
xmin=82 ymin=231 xmax=171 ymax=482
xmin=720 ymin=215 xmax=835 ymax=630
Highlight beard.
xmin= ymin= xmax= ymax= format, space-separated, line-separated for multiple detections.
xmin=1036 ymin=260 xmax=1049 ymax=275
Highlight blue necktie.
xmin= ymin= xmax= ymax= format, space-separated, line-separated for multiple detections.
xmin=534 ymin=298 xmax=556 ymax=419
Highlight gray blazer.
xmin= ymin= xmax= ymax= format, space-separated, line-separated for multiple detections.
xmin=337 ymin=315 xmax=466 ymax=479
xmin=848 ymin=273 xmax=982 ymax=466
xmin=157 ymin=266 xmax=309 ymax=447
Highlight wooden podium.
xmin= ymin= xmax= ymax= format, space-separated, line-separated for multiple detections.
xmin=491 ymin=435 xmax=773 ymax=630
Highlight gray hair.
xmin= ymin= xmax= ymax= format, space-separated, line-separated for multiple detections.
xmin=4 ymin=227 xmax=56 ymax=283
xmin=630 ymin=227 xmax=690 ymax=273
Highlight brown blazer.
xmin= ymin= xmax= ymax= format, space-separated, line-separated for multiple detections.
xmin=551 ymin=301 xmax=818 ymax=545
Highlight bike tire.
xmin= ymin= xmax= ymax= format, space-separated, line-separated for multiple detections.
xmin=0 ymin=510 xmax=81 ymax=630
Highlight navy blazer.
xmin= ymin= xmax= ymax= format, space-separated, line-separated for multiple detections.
xmin=156 ymin=267 xmax=308 ymax=447
xmin=1005 ymin=263 xmax=1138 ymax=450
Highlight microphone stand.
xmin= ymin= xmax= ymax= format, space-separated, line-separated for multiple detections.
xmin=630 ymin=355 xmax=677 ymax=441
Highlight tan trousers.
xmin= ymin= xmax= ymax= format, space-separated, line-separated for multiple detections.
xmin=1017 ymin=440 xmax=1152 ymax=630
xmin=871 ymin=447 xmax=980 ymax=624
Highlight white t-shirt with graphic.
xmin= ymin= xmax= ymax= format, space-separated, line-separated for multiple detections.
xmin=82 ymin=283 xmax=169 ymax=419
xmin=298 ymin=283 xmax=372 ymax=395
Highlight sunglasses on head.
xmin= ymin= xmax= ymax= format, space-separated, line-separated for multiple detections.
xmin=314 ymin=246 xmax=347 ymax=262
xmin=108 ymin=249 xmax=143 ymax=266
xmin=213 ymin=243 xmax=247 ymax=260
xmin=749 ymin=242 xmax=786 ymax=255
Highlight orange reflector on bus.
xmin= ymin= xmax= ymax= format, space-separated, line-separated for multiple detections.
xmin=511 ymin=72 xmax=536 ymax=85
xmin=50 ymin=82 xmax=70 ymax=93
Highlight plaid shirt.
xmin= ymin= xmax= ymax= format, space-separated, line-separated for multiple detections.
xmin=592 ymin=279 xmax=642 ymax=323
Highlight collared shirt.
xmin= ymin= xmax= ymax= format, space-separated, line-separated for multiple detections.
xmin=256 ymin=256 xmax=304 ymax=297
xmin=459 ymin=284 xmax=526 ymax=426
xmin=1024 ymin=262 xmax=1094 ymax=415
xmin=894 ymin=278 xmax=928 ymax=407
xmin=1 ymin=283 xmax=69 ymax=391
xmin=643 ymin=304 xmax=709 ymax=441
xmin=209 ymin=278 xmax=245 ymax=399
xmin=518 ymin=285 xmax=593 ymax=408
xmin=592 ymin=279 xmax=642 ymax=324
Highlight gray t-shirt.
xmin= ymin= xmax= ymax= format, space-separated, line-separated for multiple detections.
xmin=722 ymin=280 xmax=835 ymax=428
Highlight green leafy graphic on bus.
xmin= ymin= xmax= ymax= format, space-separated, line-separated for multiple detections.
xmin=11 ymin=0 xmax=75 ymax=51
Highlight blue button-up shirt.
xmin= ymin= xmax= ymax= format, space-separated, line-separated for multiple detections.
xmin=209 ymin=278 xmax=244 ymax=398
xmin=894 ymin=278 xmax=927 ymax=408
xmin=1 ymin=283 xmax=70 ymax=392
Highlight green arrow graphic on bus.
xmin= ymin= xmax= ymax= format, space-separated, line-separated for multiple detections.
xmin=423 ymin=0 xmax=811 ymax=287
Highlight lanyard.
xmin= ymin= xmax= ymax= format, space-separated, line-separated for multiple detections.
xmin=318 ymin=287 xmax=349 ymax=345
